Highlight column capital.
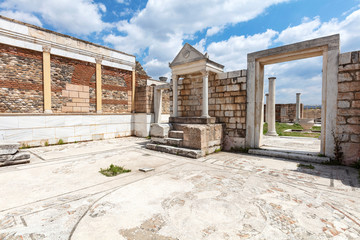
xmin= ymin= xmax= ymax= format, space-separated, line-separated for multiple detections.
xmin=42 ymin=45 xmax=51 ymax=53
xmin=296 ymin=92 xmax=301 ymax=96
xmin=268 ymin=77 xmax=276 ymax=80
xmin=95 ymin=58 xmax=102 ymax=64
xmin=200 ymin=70 xmax=209 ymax=76
xmin=265 ymin=93 xmax=269 ymax=96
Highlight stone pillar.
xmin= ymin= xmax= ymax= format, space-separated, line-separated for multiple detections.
xmin=171 ymin=75 xmax=178 ymax=117
xmin=95 ymin=58 xmax=102 ymax=113
xmin=201 ymin=71 xmax=209 ymax=118
xmin=131 ymin=70 xmax=136 ymax=113
xmin=42 ymin=46 xmax=52 ymax=113
xmin=154 ymin=88 xmax=163 ymax=123
xmin=265 ymin=93 xmax=269 ymax=123
xmin=266 ymin=77 xmax=278 ymax=136
xmin=295 ymin=93 xmax=301 ymax=123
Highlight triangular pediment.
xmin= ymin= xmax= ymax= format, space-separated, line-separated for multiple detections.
xmin=170 ymin=43 xmax=206 ymax=67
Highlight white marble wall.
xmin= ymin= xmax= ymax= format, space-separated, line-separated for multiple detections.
xmin=0 ymin=114 xmax=153 ymax=146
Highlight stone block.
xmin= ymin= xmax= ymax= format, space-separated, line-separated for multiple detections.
xmin=338 ymin=73 xmax=352 ymax=82
xmin=241 ymin=83 xmax=246 ymax=91
xmin=227 ymin=85 xmax=240 ymax=92
xmin=83 ymin=86 xmax=90 ymax=92
xmin=338 ymin=100 xmax=350 ymax=108
xmin=224 ymin=111 xmax=233 ymax=117
xmin=339 ymin=52 xmax=351 ymax=65
xmin=338 ymin=82 xmax=360 ymax=92
xmin=350 ymin=134 xmax=360 ymax=143
xmin=79 ymin=92 xmax=89 ymax=98
xmin=150 ymin=123 xmax=170 ymax=138
xmin=356 ymin=92 xmax=360 ymax=99
xmin=69 ymin=91 xmax=79 ymax=98
xmin=338 ymin=92 xmax=354 ymax=100
xmin=241 ymin=69 xmax=247 ymax=76
xmin=217 ymin=72 xmax=228 ymax=80
xmin=352 ymin=100 xmax=360 ymax=108
xmin=347 ymin=117 xmax=360 ymax=124
xmin=0 ymin=143 xmax=20 ymax=155
xmin=216 ymin=86 xmax=226 ymax=92
xmin=227 ymin=70 xmax=241 ymax=78
xmin=62 ymin=90 xmax=69 ymax=97
xmin=351 ymin=51 xmax=359 ymax=63
xmin=0 ymin=151 xmax=30 ymax=162
xmin=237 ymin=76 xmax=246 ymax=83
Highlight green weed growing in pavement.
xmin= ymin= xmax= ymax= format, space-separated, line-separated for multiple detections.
xmin=99 ymin=164 xmax=131 ymax=177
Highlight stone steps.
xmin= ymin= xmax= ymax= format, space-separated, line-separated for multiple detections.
xmin=169 ymin=130 xmax=183 ymax=139
xmin=151 ymin=137 xmax=183 ymax=147
xmin=146 ymin=143 xmax=203 ymax=159
xmin=248 ymin=148 xmax=330 ymax=164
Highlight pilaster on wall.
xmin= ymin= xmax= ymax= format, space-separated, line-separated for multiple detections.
xmin=96 ymin=58 xmax=102 ymax=113
xmin=42 ymin=46 xmax=52 ymax=113
xmin=132 ymin=70 xmax=135 ymax=112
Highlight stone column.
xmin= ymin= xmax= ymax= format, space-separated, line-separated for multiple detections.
xmin=266 ymin=77 xmax=278 ymax=136
xmin=265 ymin=93 xmax=269 ymax=123
xmin=95 ymin=58 xmax=102 ymax=113
xmin=154 ymin=88 xmax=163 ymax=123
xmin=42 ymin=46 xmax=52 ymax=113
xmin=201 ymin=71 xmax=209 ymax=118
xmin=171 ymin=75 xmax=178 ymax=117
xmin=295 ymin=93 xmax=301 ymax=123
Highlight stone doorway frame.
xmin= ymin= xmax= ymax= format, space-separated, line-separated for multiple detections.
xmin=245 ymin=35 xmax=340 ymax=156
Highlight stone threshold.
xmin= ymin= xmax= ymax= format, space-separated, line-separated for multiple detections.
xmin=248 ymin=148 xmax=330 ymax=164
xmin=146 ymin=143 xmax=203 ymax=159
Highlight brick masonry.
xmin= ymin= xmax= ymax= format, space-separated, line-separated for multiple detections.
xmin=135 ymin=86 xmax=154 ymax=113
xmin=0 ymin=43 xmax=142 ymax=114
xmin=0 ymin=43 xmax=44 ymax=113
xmin=264 ymin=104 xmax=304 ymax=122
xmin=102 ymin=66 xmax=132 ymax=113
xmin=337 ymin=51 xmax=360 ymax=164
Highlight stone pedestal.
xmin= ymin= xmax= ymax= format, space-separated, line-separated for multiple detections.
xmin=266 ymin=77 xmax=278 ymax=136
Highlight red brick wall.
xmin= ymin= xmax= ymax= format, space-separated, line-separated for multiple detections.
xmin=51 ymin=55 xmax=96 ymax=113
xmin=101 ymin=66 xmax=132 ymax=113
xmin=0 ymin=43 xmax=44 ymax=113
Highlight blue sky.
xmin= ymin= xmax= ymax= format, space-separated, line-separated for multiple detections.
xmin=1 ymin=0 xmax=360 ymax=104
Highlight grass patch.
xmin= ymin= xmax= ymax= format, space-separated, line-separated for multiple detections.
xmin=311 ymin=126 xmax=321 ymax=131
xmin=263 ymin=122 xmax=320 ymax=138
xmin=146 ymin=136 xmax=151 ymax=139
xmin=44 ymin=141 xmax=49 ymax=146
xmin=20 ymin=143 xmax=31 ymax=149
xmin=297 ymin=163 xmax=315 ymax=169
xmin=230 ymin=146 xmax=249 ymax=153
xmin=214 ymin=148 xmax=221 ymax=153
xmin=57 ymin=139 xmax=64 ymax=145
xmin=99 ymin=164 xmax=131 ymax=177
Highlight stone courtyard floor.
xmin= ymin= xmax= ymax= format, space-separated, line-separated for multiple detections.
xmin=0 ymin=137 xmax=359 ymax=240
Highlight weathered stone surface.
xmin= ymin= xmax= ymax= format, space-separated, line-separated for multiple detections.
xmin=0 ymin=143 xmax=20 ymax=155
xmin=149 ymin=123 xmax=171 ymax=138
xmin=146 ymin=143 xmax=203 ymax=158
xmin=0 ymin=151 xmax=30 ymax=162
xmin=169 ymin=117 xmax=215 ymax=124
xmin=339 ymin=52 xmax=352 ymax=65
xmin=151 ymin=137 xmax=182 ymax=147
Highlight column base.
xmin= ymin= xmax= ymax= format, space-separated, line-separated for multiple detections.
xmin=44 ymin=109 xmax=53 ymax=114
xmin=201 ymin=115 xmax=210 ymax=118
xmin=97 ymin=110 xmax=102 ymax=114
xmin=266 ymin=131 xmax=278 ymax=136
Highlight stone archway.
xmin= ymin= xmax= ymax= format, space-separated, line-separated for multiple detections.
xmin=245 ymin=35 xmax=340 ymax=157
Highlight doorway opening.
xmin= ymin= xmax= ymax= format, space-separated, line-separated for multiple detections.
xmin=245 ymin=35 xmax=339 ymax=157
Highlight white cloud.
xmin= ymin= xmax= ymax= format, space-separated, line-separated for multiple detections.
xmin=206 ymin=25 xmax=224 ymax=37
xmin=0 ymin=10 xmax=42 ymax=26
xmin=104 ymin=0 xmax=290 ymax=78
xmin=276 ymin=9 xmax=360 ymax=52
xmin=0 ymin=0 xmax=110 ymax=35
xmin=207 ymin=29 xmax=278 ymax=71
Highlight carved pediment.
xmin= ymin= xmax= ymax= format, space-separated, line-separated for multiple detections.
xmin=169 ymin=43 xmax=206 ymax=67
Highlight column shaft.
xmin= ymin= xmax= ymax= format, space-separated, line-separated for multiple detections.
xmin=172 ymin=75 xmax=178 ymax=117
xmin=295 ymin=93 xmax=301 ymax=123
xmin=42 ymin=46 xmax=52 ymax=113
xmin=265 ymin=93 xmax=269 ymax=123
xmin=96 ymin=59 xmax=102 ymax=113
xmin=266 ymin=77 xmax=278 ymax=136
xmin=131 ymin=70 xmax=136 ymax=113
xmin=202 ymin=71 xmax=209 ymax=117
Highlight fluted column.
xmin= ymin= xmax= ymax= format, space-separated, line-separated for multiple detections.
xmin=266 ymin=77 xmax=278 ymax=136
xmin=171 ymin=74 xmax=178 ymax=117
xmin=201 ymin=71 xmax=209 ymax=117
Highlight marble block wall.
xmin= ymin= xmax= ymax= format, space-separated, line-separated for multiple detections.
xmin=0 ymin=113 xmax=153 ymax=146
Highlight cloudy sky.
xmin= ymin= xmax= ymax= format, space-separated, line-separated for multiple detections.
xmin=1 ymin=0 xmax=360 ymax=104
